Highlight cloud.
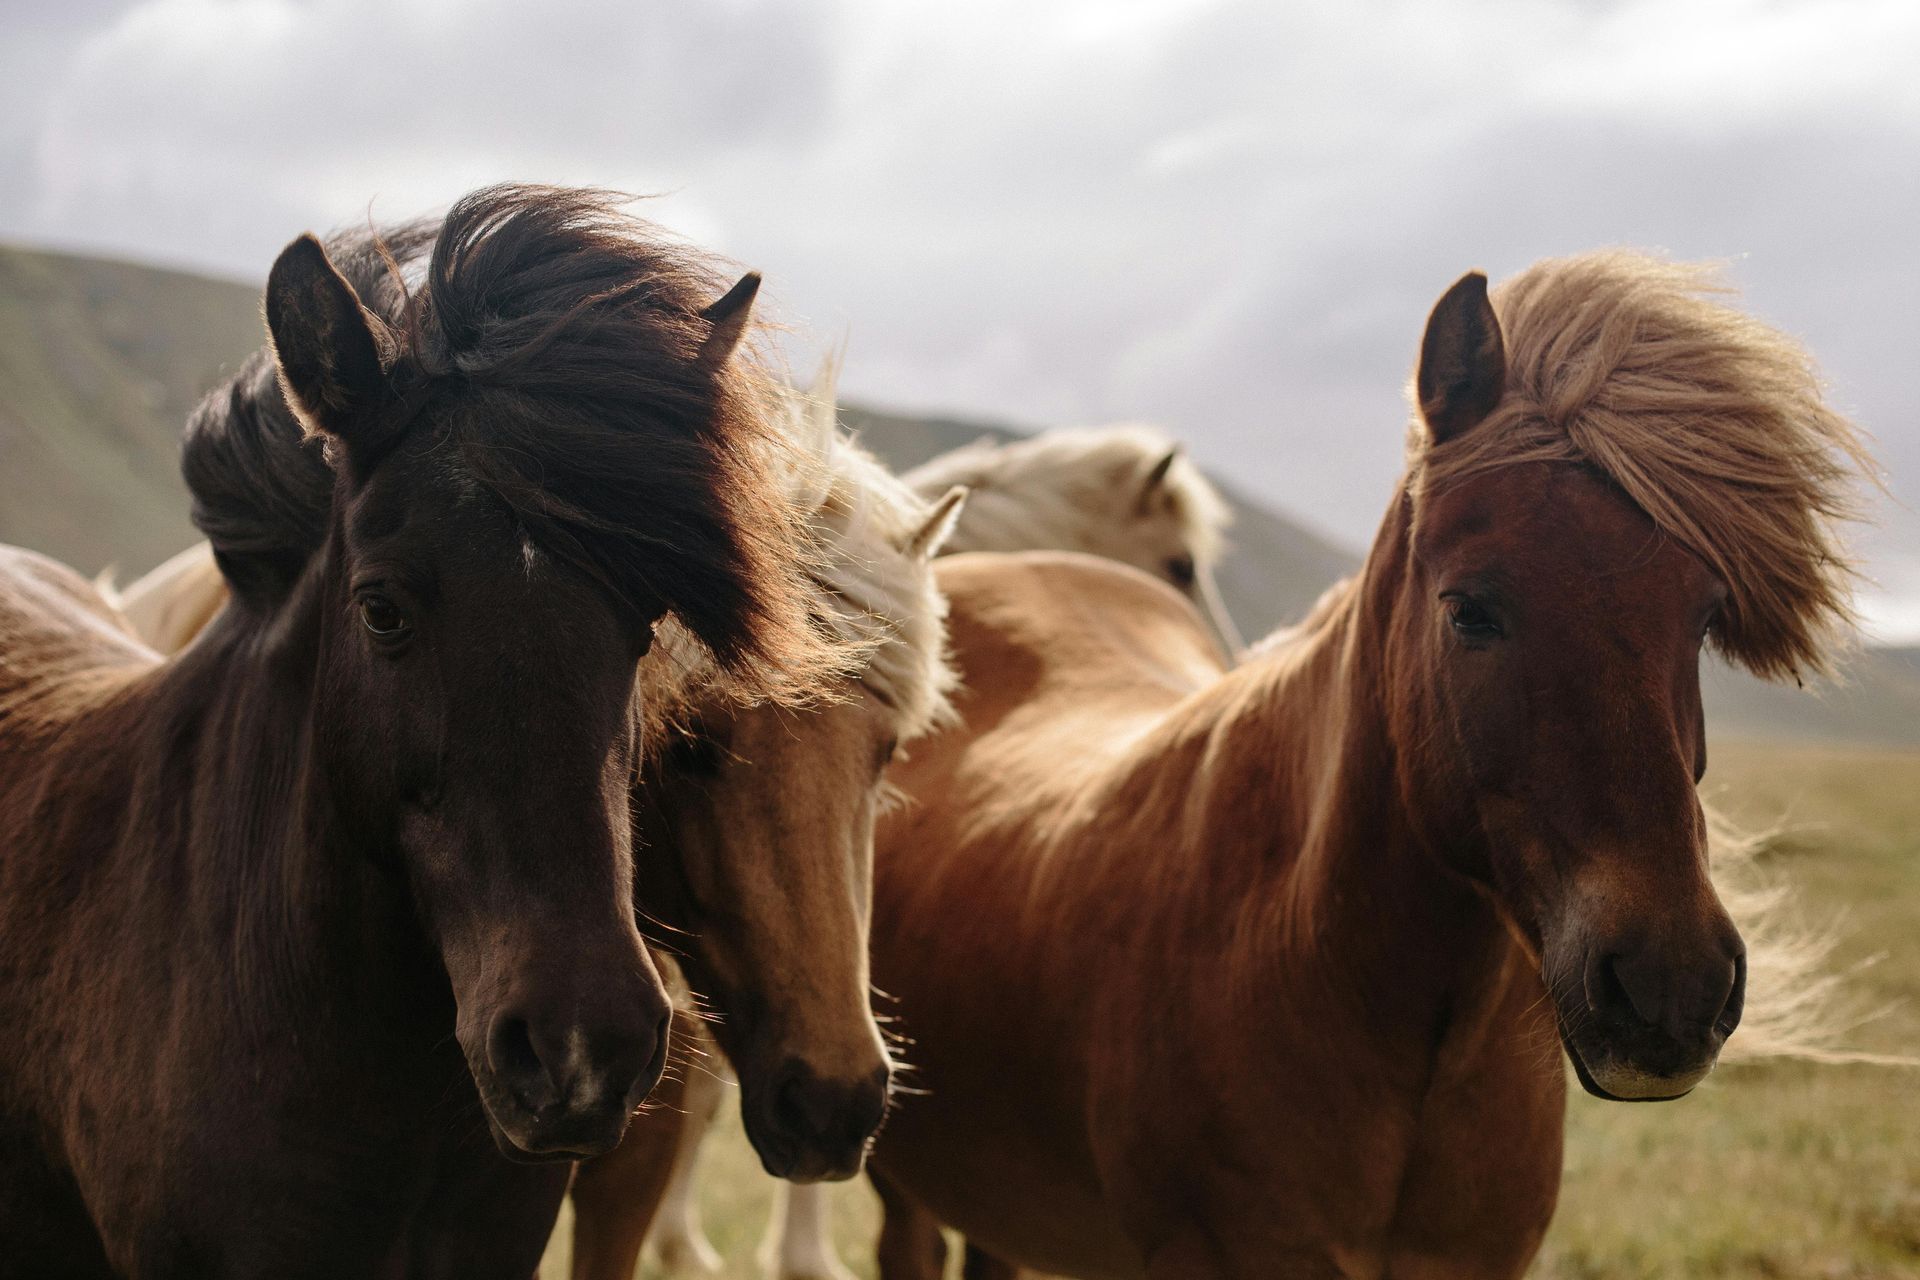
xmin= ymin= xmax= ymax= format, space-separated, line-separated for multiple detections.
xmin=3 ymin=0 xmax=1916 ymax=629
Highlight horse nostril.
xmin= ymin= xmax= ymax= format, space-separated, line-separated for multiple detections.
xmin=1717 ymin=950 xmax=1747 ymax=1038
xmin=487 ymin=1015 xmax=557 ymax=1112
xmin=773 ymin=1065 xmax=839 ymax=1144
xmin=1588 ymin=953 xmax=1638 ymax=1023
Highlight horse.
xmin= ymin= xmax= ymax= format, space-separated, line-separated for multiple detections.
xmin=0 ymin=184 xmax=848 ymax=1278
xmin=862 ymin=252 xmax=1872 ymax=1279
xmin=109 ymin=366 xmax=969 ymax=1279
xmin=628 ymin=423 xmax=1243 ymax=1280
xmin=905 ymin=425 xmax=1244 ymax=659
xmin=562 ymin=370 xmax=968 ymax=1280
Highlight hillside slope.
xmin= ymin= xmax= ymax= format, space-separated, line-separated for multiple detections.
xmin=0 ymin=246 xmax=261 ymax=576
xmin=1 ymin=243 xmax=1911 ymax=746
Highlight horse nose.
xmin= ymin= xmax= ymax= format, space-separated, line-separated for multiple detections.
xmin=764 ymin=1059 xmax=892 ymax=1180
xmin=487 ymin=1000 xmax=671 ymax=1149
xmin=1589 ymin=938 xmax=1746 ymax=1045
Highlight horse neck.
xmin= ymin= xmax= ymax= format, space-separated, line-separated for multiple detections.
xmin=1119 ymin=489 xmax=1515 ymax=1041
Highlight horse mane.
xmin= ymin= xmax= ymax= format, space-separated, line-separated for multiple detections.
xmin=643 ymin=360 xmax=957 ymax=750
xmin=786 ymin=360 xmax=957 ymax=740
xmin=904 ymin=424 xmax=1231 ymax=567
xmin=182 ymin=184 xmax=847 ymax=696
xmin=1412 ymin=251 xmax=1874 ymax=682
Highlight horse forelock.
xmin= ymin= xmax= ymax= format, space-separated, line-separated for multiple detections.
xmin=183 ymin=184 xmax=855 ymax=704
xmin=779 ymin=374 xmax=957 ymax=741
xmin=634 ymin=373 xmax=957 ymax=756
xmin=1409 ymin=250 xmax=1874 ymax=682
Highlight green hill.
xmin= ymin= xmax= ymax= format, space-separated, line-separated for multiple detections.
xmin=1 ymin=243 xmax=1912 ymax=747
xmin=0 ymin=246 xmax=262 ymax=577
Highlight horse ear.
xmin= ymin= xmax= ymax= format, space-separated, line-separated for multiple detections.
xmin=264 ymin=234 xmax=392 ymax=462
xmin=699 ymin=271 xmax=762 ymax=368
xmin=1138 ymin=447 xmax=1180 ymax=513
xmin=1417 ymin=270 xmax=1507 ymax=444
xmin=905 ymin=486 xmax=968 ymax=561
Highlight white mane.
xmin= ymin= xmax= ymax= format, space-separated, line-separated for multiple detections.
xmin=903 ymin=424 xmax=1230 ymax=569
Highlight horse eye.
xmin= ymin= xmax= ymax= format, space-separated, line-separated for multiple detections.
xmin=359 ymin=594 xmax=408 ymax=638
xmin=1165 ymin=555 xmax=1196 ymax=588
xmin=1443 ymin=594 xmax=1501 ymax=640
xmin=876 ymin=736 xmax=900 ymax=772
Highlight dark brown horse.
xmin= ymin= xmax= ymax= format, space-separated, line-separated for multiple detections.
xmin=0 ymin=186 xmax=837 ymax=1278
xmin=864 ymin=254 xmax=1870 ymax=1278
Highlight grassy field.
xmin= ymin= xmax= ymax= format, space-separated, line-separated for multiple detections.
xmin=541 ymin=740 xmax=1920 ymax=1279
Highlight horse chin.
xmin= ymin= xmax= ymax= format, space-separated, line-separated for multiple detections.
xmin=469 ymin=1069 xmax=637 ymax=1164
xmin=1560 ymin=1030 xmax=1714 ymax=1103
xmin=741 ymin=1115 xmax=872 ymax=1185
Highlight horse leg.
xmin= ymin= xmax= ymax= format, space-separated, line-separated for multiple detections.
xmin=643 ymin=1056 xmax=730 ymax=1277
xmin=759 ymin=1180 xmax=855 ymax=1280
xmin=568 ymin=1021 xmax=712 ymax=1280
xmin=869 ymin=1165 xmax=948 ymax=1280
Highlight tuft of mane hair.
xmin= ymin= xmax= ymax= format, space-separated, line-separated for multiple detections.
xmin=904 ymin=424 xmax=1231 ymax=568
xmin=783 ymin=356 xmax=958 ymax=740
xmin=181 ymin=184 xmax=849 ymax=699
xmin=641 ymin=357 xmax=958 ymax=750
xmin=1412 ymin=251 xmax=1875 ymax=683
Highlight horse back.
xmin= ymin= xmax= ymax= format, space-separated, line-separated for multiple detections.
xmin=0 ymin=545 xmax=154 ymax=741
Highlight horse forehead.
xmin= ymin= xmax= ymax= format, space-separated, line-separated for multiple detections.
xmin=346 ymin=445 xmax=493 ymax=541
xmin=1420 ymin=465 xmax=1696 ymax=588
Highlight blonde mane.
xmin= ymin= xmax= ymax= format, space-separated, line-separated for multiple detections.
xmin=1413 ymin=251 xmax=1873 ymax=682
xmin=904 ymin=424 xmax=1231 ymax=568
xmin=642 ymin=362 xmax=957 ymax=751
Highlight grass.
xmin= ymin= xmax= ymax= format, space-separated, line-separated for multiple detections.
xmin=543 ymin=741 xmax=1920 ymax=1279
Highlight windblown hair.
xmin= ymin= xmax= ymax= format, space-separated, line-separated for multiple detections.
xmin=1413 ymin=251 xmax=1874 ymax=682
xmin=183 ymin=184 xmax=846 ymax=694
xmin=904 ymin=425 xmax=1230 ymax=570
xmin=643 ymin=361 xmax=957 ymax=751
xmin=782 ymin=361 xmax=957 ymax=740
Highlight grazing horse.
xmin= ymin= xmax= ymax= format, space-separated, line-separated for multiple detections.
xmin=906 ymin=425 xmax=1244 ymax=659
xmin=865 ymin=253 xmax=1870 ymax=1279
xmin=563 ymin=371 xmax=967 ymax=1280
xmin=0 ymin=185 xmax=843 ymax=1278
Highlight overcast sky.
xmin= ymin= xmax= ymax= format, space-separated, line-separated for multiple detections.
xmin=3 ymin=0 xmax=1916 ymax=638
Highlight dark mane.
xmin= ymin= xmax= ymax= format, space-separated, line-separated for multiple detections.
xmin=183 ymin=184 xmax=837 ymax=686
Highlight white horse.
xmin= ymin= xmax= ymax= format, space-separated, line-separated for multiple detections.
xmin=906 ymin=425 xmax=1243 ymax=659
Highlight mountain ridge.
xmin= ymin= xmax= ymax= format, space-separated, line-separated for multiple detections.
xmin=1 ymin=242 xmax=1910 ymax=748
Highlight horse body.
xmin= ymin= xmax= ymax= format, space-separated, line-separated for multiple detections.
xmin=867 ymin=253 xmax=1868 ymax=1279
xmin=868 ymin=551 xmax=1559 ymax=1279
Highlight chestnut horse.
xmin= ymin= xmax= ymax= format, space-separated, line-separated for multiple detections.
xmin=0 ymin=186 xmax=844 ymax=1277
xmin=906 ymin=425 xmax=1243 ymax=659
xmin=866 ymin=253 xmax=1870 ymax=1278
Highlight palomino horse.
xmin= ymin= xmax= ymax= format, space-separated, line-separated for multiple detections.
xmin=0 ymin=185 xmax=846 ymax=1277
xmin=906 ymin=425 xmax=1244 ymax=659
xmin=565 ymin=374 xmax=970 ymax=1280
xmin=865 ymin=253 xmax=1870 ymax=1279
xmin=636 ymin=424 xmax=1245 ymax=1280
